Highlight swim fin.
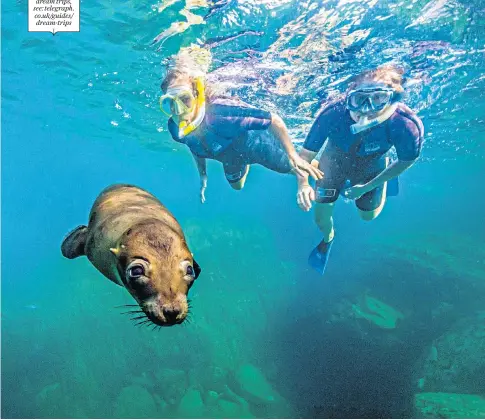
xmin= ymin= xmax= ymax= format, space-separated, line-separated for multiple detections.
xmin=308 ymin=239 xmax=334 ymax=275
xmin=386 ymin=177 xmax=399 ymax=197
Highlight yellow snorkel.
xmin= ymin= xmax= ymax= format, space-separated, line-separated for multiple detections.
xmin=159 ymin=76 xmax=207 ymax=139
xmin=178 ymin=77 xmax=206 ymax=139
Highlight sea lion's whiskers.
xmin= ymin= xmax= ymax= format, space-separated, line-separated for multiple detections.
xmin=134 ymin=319 xmax=150 ymax=326
xmin=131 ymin=315 xmax=148 ymax=321
xmin=115 ymin=305 xmax=139 ymax=308
xmin=121 ymin=310 xmax=144 ymax=315
xmin=183 ymin=314 xmax=192 ymax=325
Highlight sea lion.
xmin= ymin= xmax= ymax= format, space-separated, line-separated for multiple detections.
xmin=61 ymin=184 xmax=201 ymax=327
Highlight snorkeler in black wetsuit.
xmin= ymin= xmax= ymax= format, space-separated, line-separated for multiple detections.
xmin=295 ymin=65 xmax=424 ymax=275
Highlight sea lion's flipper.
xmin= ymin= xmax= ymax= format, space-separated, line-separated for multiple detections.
xmin=61 ymin=225 xmax=88 ymax=259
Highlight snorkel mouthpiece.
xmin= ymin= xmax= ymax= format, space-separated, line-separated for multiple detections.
xmin=350 ymin=102 xmax=398 ymax=134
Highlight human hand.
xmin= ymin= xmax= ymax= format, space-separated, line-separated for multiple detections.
xmin=296 ymin=184 xmax=316 ymax=211
xmin=342 ymin=184 xmax=369 ymax=200
xmin=200 ymin=175 xmax=208 ymax=203
xmin=289 ymin=153 xmax=324 ymax=181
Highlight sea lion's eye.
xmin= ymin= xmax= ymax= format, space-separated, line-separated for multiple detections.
xmin=128 ymin=265 xmax=145 ymax=278
xmin=186 ymin=265 xmax=194 ymax=277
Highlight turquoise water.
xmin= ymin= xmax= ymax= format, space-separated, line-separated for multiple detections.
xmin=2 ymin=0 xmax=485 ymax=418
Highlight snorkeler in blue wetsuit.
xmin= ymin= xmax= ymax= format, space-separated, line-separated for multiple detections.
xmin=295 ymin=65 xmax=424 ymax=275
xmin=159 ymin=68 xmax=323 ymax=203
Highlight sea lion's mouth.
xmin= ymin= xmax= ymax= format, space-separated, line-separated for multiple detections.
xmin=140 ymin=300 xmax=189 ymax=328
xmin=146 ymin=313 xmax=187 ymax=327
xmin=125 ymin=308 xmax=187 ymax=328
xmin=123 ymin=295 xmax=189 ymax=328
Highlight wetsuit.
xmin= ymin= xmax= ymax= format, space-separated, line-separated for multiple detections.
xmin=304 ymin=100 xmax=424 ymax=211
xmin=168 ymin=97 xmax=292 ymax=183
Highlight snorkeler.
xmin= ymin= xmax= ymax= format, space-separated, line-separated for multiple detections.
xmin=295 ymin=65 xmax=424 ymax=275
xmin=159 ymin=57 xmax=323 ymax=203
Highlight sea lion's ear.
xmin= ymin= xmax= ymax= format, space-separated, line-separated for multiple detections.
xmin=110 ymin=244 xmax=126 ymax=256
xmin=193 ymin=258 xmax=201 ymax=279
xmin=110 ymin=247 xmax=120 ymax=256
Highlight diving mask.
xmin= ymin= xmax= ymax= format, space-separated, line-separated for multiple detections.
xmin=159 ymin=86 xmax=196 ymax=117
xmin=346 ymin=86 xmax=395 ymax=113
xmin=160 ymin=77 xmax=206 ymax=139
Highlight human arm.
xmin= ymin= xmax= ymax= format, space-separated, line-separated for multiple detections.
xmin=268 ymin=113 xmax=323 ymax=181
xmin=294 ymin=106 xmax=335 ymax=210
xmin=295 ymin=148 xmax=319 ymax=211
xmin=343 ymin=114 xmax=423 ymax=199
xmin=342 ymin=158 xmax=416 ymax=199
xmin=211 ymin=99 xmax=322 ymax=179
xmin=365 ymin=158 xmax=415 ymax=190
xmin=192 ymin=153 xmax=208 ymax=203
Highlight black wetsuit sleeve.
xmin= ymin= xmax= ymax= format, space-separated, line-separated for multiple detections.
xmin=392 ymin=112 xmax=424 ymax=160
xmin=209 ymin=99 xmax=272 ymax=132
xmin=303 ymin=107 xmax=333 ymax=152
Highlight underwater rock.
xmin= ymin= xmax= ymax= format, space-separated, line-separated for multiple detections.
xmin=152 ymin=393 xmax=169 ymax=415
xmin=204 ymin=390 xmax=220 ymax=408
xmin=199 ymin=365 xmax=229 ymax=395
xmin=131 ymin=372 xmax=155 ymax=390
xmin=154 ymin=368 xmax=188 ymax=407
xmin=216 ymin=398 xmax=255 ymax=419
xmin=114 ymin=385 xmax=159 ymax=418
xmin=35 ymin=383 xmax=68 ymax=418
xmin=415 ymin=392 xmax=485 ymax=418
xmin=352 ymin=294 xmax=405 ymax=329
xmin=378 ymin=234 xmax=485 ymax=290
xmin=416 ymin=312 xmax=485 ymax=394
xmin=175 ymin=388 xmax=206 ymax=418
xmin=35 ymin=381 xmax=89 ymax=418
xmin=232 ymin=363 xmax=279 ymax=405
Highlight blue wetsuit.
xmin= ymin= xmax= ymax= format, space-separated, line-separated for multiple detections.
xmin=304 ymin=100 xmax=424 ymax=210
xmin=168 ymin=97 xmax=292 ymax=183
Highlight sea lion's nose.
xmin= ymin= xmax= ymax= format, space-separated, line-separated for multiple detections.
xmin=162 ymin=307 xmax=180 ymax=323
